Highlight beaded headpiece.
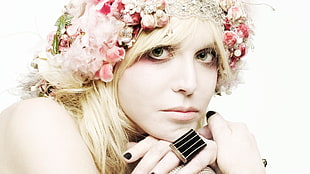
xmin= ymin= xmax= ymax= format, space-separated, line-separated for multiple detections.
xmin=28 ymin=0 xmax=253 ymax=97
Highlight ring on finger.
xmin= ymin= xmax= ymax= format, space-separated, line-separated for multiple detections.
xmin=169 ymin=129 xmax=207 ymax=163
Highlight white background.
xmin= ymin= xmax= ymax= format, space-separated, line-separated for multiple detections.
xmin=0 ymin=0 xmax=309 ymax=173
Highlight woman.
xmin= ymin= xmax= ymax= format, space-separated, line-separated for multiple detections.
xmin=0 ymin=0 xmax=266 ymax=173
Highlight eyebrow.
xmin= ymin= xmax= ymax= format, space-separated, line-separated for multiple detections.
xmin=198 ymin=42 xmax=217 ymax=50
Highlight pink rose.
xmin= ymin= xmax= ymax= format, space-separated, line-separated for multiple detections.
xmin=237 ymin=23 xmax=250 ymax=38
xmin=106 ymin=46 xmax=125 ymax=63
xmin=224 ymin=31 xmax=238 ymax=47
xmin=141 ymin=15 xmax=156 ymax=31
xmin=95 ymin=63 xmax=114 ymax=82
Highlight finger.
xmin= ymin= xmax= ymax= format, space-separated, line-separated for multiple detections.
xmin=127 ymin=142 xmax=137 ymax=149
xmin=123 ymin=136 xmax=158 ymax=163
xmin=197 ymin=125 xmax=213 ymax=140
xmin=131 ymin=140 xmax=171 ymax=174
xmin=177 ymin=138 xmax=217 ymax=174
xmin=207 ymin=112 xmax=231 ymax=142
xmin=150 ymin=151 xmax=180 ymax=174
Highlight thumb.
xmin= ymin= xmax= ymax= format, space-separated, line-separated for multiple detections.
xmin=206 ymin=111 xmax=231 ymax=142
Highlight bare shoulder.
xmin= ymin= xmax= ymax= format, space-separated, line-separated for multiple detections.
xmin=1 ymin=97 xmax=71 ymax=122
xmin=0 ymin=98 xmax=98 ymax=174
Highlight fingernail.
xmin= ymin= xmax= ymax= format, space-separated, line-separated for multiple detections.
xmin=150 ymin=172 xmax=155 ymax=174
xmin=206 ymin=111 xmax=216 ymax=120
xmin=123 ymin=152 xmax=132 ymax=160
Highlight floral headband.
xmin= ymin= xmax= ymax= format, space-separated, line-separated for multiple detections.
xmin=30 ymin=0 xmax=253 ymax=97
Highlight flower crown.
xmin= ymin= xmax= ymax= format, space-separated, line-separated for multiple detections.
xmin=30 ymin=0 xmax=253 ymax=97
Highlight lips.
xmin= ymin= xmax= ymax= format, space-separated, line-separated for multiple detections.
xmin=161 ymin=106 xmax=199 ymax=121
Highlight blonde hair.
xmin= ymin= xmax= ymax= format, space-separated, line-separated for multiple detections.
xmin=40 ymin=17 xmax=234 ymax=174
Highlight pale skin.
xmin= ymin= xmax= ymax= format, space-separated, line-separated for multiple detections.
xmin=118 ymin=22 xmax=266 ymax=173
xmin=0 ymin=22 xmax=265 ymax=174
xmin=0 ymin=98 xmax=100 ymax=174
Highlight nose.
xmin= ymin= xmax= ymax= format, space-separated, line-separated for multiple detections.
xmin=171 ymin=57 xmax=197 ymax=96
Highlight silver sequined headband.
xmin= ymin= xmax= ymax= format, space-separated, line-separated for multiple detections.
xmin=165 ymin=0 xmax=225 ymax=26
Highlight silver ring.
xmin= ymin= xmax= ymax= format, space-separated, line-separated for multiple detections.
xmin=262 ymin=158 xmax=267 ymax=167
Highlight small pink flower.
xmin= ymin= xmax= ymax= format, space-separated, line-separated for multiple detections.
xmin=66 ymin=20 xmax=82 ymax=36
xmin=123 ymin=13 xmax=141 ymax=25
xmin=155 ymin=10 xmax=169 ymax=27
xmin=156 ymin=0 xmax=166 ymax=9
xmin=227 ymin=6 xmax=244 ymax=22
xmin=224 ymin=31 xmax=238 ymax=47
xmin=106 ymin=46 xmax=125 ymax=63
xmin=95 ymin=63 xmax=114 ymax=82
xmin=59 ymin=34 xmax=71 ymax=51
xmin=237 ymin=23 xmax=250 ymax=38
xmin=90 ymin=0 xmax=104 ymax=5
xmin=97 ymin=1 xmax=112 ymax=15
xmin=229 ymin=56 xmax=239 ymax=68
xmin=47 ymin=31 xmax=56 ymax=44
xmin=115 ymin=0 xmax=125 ymax=13
xmin=141 ymin=14 xmax=156 ymax=31
xmin=130 ymin=13 xmax=141 ymax=24
xmin=224 ymin=18 xmax=232 ymax=30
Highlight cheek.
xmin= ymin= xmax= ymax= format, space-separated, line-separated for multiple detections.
xmin=197 ymin=67 xmax=218 ymax=103
xmin=198 ymin=66 xmax=218 ymax=89
xmin=117 ymin=63 xmax=158 ymax=119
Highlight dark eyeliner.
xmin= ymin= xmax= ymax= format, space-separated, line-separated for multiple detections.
xmin=196 ymin=47 xmax=218 ymax=64
xmin=142 ymin=46 xmax=174 ymax=62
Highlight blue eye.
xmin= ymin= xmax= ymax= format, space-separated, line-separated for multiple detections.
xmin=196 ymin=48 xmax=218 ymax=64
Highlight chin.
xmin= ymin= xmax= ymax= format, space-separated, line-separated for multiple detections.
xmin=150 ymin=126 xmax=198 ymax=142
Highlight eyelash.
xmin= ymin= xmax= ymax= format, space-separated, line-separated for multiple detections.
xmin=195 ymin=48 xmax=218 ymax=66
xmin=143 ymin=46 xmax=174 ymax=62
xmin=141 ymin=46 xmax=218 ymax=65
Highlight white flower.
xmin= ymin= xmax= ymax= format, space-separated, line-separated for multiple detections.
xmin=219 ymin=0 xmax=236 ymax=12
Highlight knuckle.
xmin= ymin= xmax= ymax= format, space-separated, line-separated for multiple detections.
xmin=206 ymin=140 xmax=217 ymax=152
xmin=148 ymin=140 xmax=170 ymax=156
xmin=144 ymin=136 xmax=158 ymax=143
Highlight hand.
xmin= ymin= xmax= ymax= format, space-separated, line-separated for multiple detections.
xmin=200 ymin=112 xmax=266 ymax=174
xmin=123 ymin=135 xmax=217 ymax=174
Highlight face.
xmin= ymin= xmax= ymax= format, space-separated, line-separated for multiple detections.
xmin=118 ymin=21 xmax=218 ymax=141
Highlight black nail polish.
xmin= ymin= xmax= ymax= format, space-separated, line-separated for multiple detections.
xmin=150 ymin=172 xmax=155 ymax=174
xmin=123 ymin=152 xmax=132 ymax=160
xmin=206 ymin=111 xmax=216 ymax=120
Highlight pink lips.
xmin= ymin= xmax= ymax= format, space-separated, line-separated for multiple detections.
xmin=161 ymin=107 xmax=199 ymax=121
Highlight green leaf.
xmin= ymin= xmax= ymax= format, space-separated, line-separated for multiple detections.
xmin=51 ymin=13 xmax=73 ymax=55
xmin=54 ymin=14 xmax=73 ymax=34
xmin=52 ymin=34 xmax=59 ymax=55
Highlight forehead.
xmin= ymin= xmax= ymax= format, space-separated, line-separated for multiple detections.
xmin=176 ymin=20 xmax=215 ymax=50
xmin=136 ymin=17 xmax=217 ymax=51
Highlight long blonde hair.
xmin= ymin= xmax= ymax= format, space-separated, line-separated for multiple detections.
xmin=41 ymin=17 xmax=233 ymax=174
